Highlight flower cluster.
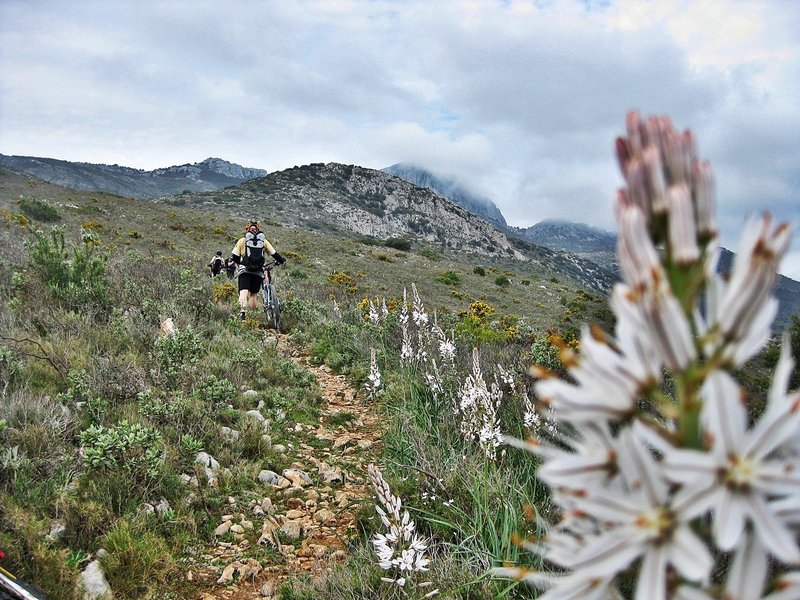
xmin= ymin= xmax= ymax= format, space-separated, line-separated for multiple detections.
xmin=367 ymin=463 xmax=438 ymax=596
xmin=458 ymin=348 xmax=503 ymax=459
xmin=365 ymin=347 xmax=382 ymax=399
xmin=496 ymin=111 xmax=799 ymax=599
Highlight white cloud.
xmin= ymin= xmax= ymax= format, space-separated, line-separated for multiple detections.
xmin=0 ymin=0 xmax=798 ymax=277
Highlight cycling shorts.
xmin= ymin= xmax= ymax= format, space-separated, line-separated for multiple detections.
xmin=238 ymin=271 xmax=264 ymax=293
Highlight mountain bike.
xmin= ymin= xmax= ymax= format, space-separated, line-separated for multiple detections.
xmin=263 ymin=260 xmax=281 ymax=331
xmin=0 ymin=552 xmax=49 ymax=600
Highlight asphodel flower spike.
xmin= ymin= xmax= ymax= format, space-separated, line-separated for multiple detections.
xmin=496 ymin=111 xmax=798 ymax=599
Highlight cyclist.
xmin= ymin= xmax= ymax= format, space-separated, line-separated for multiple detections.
xmin=230 ymin=220 xmax=285 ymax=320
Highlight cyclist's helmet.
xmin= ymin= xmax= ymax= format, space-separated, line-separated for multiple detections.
xmin=246 ymin=219 xmax=260 ymax=232
xmin=216 ymin=250 xmax=223 ymax=256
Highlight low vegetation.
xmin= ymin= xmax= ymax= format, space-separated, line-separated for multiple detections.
xmin=0 ymin=158 xmax=796 ymax=599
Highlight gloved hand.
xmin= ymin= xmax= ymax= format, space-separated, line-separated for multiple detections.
xmin=272 ymin=252 xmax=286 ymax=265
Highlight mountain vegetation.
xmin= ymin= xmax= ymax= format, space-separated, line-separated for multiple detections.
xmin=0 ymin=167 xmax=614 ymax=598
xmin=0 ymin=151 xmax=797 ymax=599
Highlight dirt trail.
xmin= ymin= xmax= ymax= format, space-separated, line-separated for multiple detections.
xmin=194 ymin=332 xmax=383 ymax=599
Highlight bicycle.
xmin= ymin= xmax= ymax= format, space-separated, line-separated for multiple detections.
xmin=0 ymin=552 xmax=49 ymax=600
xmin=262 ymin=260 xmax=281 ymax=331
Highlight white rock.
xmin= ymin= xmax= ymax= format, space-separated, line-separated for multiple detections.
xmin=79 ymin=560 xmax=112 ymax=600
xmin=194 ymin=451 xmax=220 ymax=471
xmin=214 ymin=521 xmax=232 ymax=536
xmin=220 ymin=426 xmax=240 ymax=442
xmin=245 ymin=409 xmax=265 ymax=423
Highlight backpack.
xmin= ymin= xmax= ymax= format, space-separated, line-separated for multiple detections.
xmin=211 ymin=256 xmax=224 ymax=271
xmin=242 ymin=231 xmax=266 ymax=272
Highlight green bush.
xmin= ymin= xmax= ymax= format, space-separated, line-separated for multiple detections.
xmin=78 ymin=420 xmax=165 ymax=480
xmin=420 ymin=248 xmax=442 ymax=261
xmin=19 ymin=197 xmax=61 ymax=222
xmin=194 ymin=374 xmax=237 ymax=407
xmin=149 ymin=326 xmax=203 ymax=387
xmin=25 ymin=227 xmax=109 ymax=312
xmin=435 ymin=269 xmax=461 ymax=286
xmin=99 ymin=518 xmax=178 ymax=599
xmin=385 ymin=236 xmax=412 ymax=251
xmin=473 ymin=265 xmax=486 ymax=276
xmin=494 ymin=275 xmax=511 ymax=287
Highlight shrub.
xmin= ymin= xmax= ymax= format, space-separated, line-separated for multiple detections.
xmin=213 ymin=280 xmax=237 ymax=303
xmin=494 ymin=275 xmax=510 ymax=287
xmin=149 ymin=326 xmax=203 ymax=387
xmin=194 ymin=374 xmax=237 ymax=408
xmin=99 ymin=518 xmax=177 ymax=599
xmin=385 ymin=237 xmax=412 ymax=251
xmin=18 ymin=197 xmax=61 ymax=222
xmin=25 ymin=227 xmax=109 ymax=312
xmin=473 ymin=265 xmax=486 ymax=276
xmin=435 ymin=270 xmax=461 ymax=286
xmin=420 ymin=249 xmax=442 ymax=261
xmin=78 ymin=420 xmax=165 ymax=480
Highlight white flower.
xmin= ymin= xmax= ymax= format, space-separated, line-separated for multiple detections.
xmin=411 ymin=283 xmax=429 ymax=327
xmin=503 ymin=422 xmax=620 ymax=491
xmin=365 ymin=348 xmax=381 ymax=397
xmin=368 ymin=298 xmax=380 ymax=324
xmin=535 ymin=317 xmax=661 ymax=423
xmin=400 ymin=321 xmax=414 ymax=366
xmin=698 ymin=214 xmax=790 ymax=366
xmin=399 ymin=288 xmax=409 ymax=326
xmin=661 ymin=369 xmax=800 ymax=562
xmin=368 ymin=464 xmax=433 ymax=590
xmin=552 ymin=428 xmax=713 ymax=600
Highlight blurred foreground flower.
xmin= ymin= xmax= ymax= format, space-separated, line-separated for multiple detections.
xmin=495 ymin=111 xmax=799 ymax=599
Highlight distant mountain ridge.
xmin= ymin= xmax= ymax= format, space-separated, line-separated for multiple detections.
xmin=516 ymin=219 xmax=799 ymax=334
xmin=382 ymin=163 xmax=508 ymax=230
xmin=0 ymin=154 xmax=267 ymax=199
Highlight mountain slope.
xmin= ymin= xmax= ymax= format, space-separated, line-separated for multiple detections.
xmin=515 ymin=219 xmax=799 ymax=333
xmin=382 ymin=163 xmax=508 ymax=230
xmin=0 ymin=154 xmax=267 ymax=199
xmin=157 ymin=162 xmax=615 ymax=293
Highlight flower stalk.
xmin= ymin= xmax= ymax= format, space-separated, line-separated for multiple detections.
xmin=496 ymin=111 xmax=799 ymax=600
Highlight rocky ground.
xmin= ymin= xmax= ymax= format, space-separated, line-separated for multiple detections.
xmin=192 ymin=332 xmax=384 ymax=599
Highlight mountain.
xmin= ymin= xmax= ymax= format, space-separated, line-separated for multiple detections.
xmin=511 ymin=219 xmax=619 ymax=271
xmin=157 ymin=161 xmax=615 ymax=293
xmin=515 ymin=219 xmax=799 ymax=334
xmin=382 ymin=163 xmax=508 ymax=230
xmin=0 ymin=154 xmax=267 ymax=199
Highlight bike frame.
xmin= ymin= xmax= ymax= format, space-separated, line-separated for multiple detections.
xmin=262 ymin=261 xmax=281 ymax=330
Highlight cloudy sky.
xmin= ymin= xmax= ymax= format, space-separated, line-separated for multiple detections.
xmin=1 ymin=0 xmax=798 ymax=277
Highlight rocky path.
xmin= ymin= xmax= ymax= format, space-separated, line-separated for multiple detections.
xmin=194 ymin=332 xmax=383 ymax=599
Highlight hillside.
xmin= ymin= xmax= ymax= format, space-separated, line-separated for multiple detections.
xmin=156 ymin=162 xmax=615 ymax=295
xmin=0 ymin=166 xmax=611 ymax=333
xmin=512 ymin=219 xmax=799 ymax=334
xmin=0 ymin=154 xmax=267 ymax=199
xmin=1 ymin=164 xmax=796 ymax=600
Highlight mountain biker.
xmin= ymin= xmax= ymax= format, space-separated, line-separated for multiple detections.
xmin=230 ymin=219 xmax=285 ymax=320
xmin=225 ymin=257 xmax=236 ymax=279
xmin=208 ymin=250 xmax=225 ymax=277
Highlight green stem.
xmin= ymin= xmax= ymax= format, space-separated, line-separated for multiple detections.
xmin=677 ymin=374 xmax=702 ymax=449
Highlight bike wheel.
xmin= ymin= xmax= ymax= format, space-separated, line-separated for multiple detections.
xmin=271 ymin=291 xmax=281 ymax=332
xmin=263 ymin=285 xmax=281 ymax=331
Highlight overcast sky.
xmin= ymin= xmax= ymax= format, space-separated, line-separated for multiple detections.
xmin=1 ymin=0 xmax=798 ymax=278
